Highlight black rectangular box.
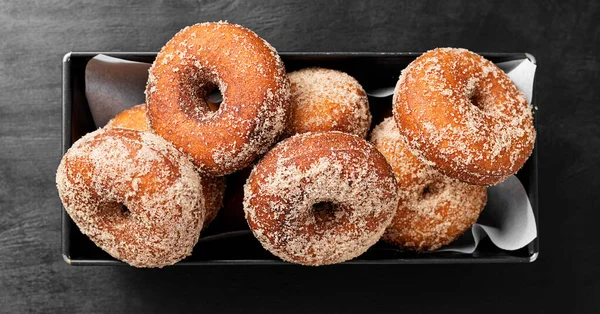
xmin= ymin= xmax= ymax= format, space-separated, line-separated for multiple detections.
xmin=62 ymin=52 xmax=538 ymax=265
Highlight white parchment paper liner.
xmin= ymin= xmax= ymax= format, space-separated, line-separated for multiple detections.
xmin=84 ymin=54 xmax=538 ymax=253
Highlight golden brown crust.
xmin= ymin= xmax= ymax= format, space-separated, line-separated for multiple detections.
xmin=285 ymin=68 xmax=371 ymax=138
xmin=56 ymin=128 xmax=205 ymax=267
xmin=393 ymin=48 xmax=536 ymax=185
xmin=106 ymin=104 xmax=151 ymax=132
xmin=146 ymin=22 xmax=290 ymax=176
xmin=243 ymin=132 xmax=399 ymax=265
xmin=371 ymin=118 xmax=487 ymax=251
xmin=201 ymin=173 xmax=225 ymax=226
xmin=106 ymin=104 xmax=225 ymax=227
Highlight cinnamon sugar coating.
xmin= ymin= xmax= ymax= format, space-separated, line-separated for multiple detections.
xmin=56 ymin=128 xmax=205 ymax=267
xmin=371 ymin=118 xmax=487 ymax=251
xmin=146 ymin=22 xmax=291 ymax=176
xmin=393 ymin=48 xmax=536 ymax=185
xmin=285 ymin=68 xmax=371 ymax=138
xmin=243 ymin=132 xmax=399 ymax=265
xmin=106 ymin=104 xmax=225 ymax=226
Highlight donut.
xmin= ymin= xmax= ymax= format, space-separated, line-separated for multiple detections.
xmin=243 ymin=132 xmax=399 ymax=265
xmin=106 ymin=104 xmax=150 ymax=132
xmin=146 ymin=22 xmax=290 ymax=176
xmin=370 ymin=118 xmax=487 ymax=251
xmin=56 ymin=128 xmax=205 ymax=267
xmin=285 ymin=67 xmax=371 ymax=138
xmin=393 ymin=48 xmax=536 ymax=185
xmin=106 ymin=104 xmax=225 ymax=226
xmin=199 ymin=173 xmax=226 ymax=227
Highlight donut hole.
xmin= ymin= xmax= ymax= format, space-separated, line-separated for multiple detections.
xmin=420 ymin=183 xmax=440 ymax=199
xmin=207 ymin=88 xmax=223 ymax=111
xmin=469 ymin=91 xmax=485 ymax=110
xmin=179 ymin=69 xmax=222 ymax=117
xmin=96 ymin=201 xmax=132 ymax=225
xmin=312 ymin=201 xmax=341 ymax=224
xmin=313 ymin=201 xmax=336 ymax=213
xmin=464 ymin=77 xmax=486 ymax=110
xmin=120 ymin=204 xmax=131 ymax=216
xmin=465 ymin=79 xmax=491 ymax=111
xmin=422 ymin=185 xmax=432 ymax=196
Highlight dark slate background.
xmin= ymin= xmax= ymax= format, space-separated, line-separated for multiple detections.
xmin=1 ymin=0 xmax=598 ymax=312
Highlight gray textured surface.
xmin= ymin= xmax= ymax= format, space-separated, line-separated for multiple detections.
xmin=1 ymin=0 xmax=599 ymax=312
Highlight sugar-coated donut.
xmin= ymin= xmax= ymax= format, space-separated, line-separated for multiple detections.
xmin=243 ymin=132 xmax=399 ymax=266
xmin=106 ymin=104 xmax=225 ymax=226
xmin=393 ymin=48 xmax=536 ymax=185
xmin=146 ymin=22 xmax=290 ymax=176
xmin=371 ymin=118 xmax=487 ymax=251
xmin=285 ymin=67 xmax=371 ymax=138
xmin=56 ymin=128 xmax=205 ymax=267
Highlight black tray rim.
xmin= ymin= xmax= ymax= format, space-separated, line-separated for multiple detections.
xmin=61 ymin=51 xmax=539 ymax=266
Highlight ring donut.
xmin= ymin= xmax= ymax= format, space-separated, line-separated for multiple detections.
xmin=146 ymin=22 xmax=290 ymax=176
xmin=56 ymin=128 xmax=205 ymax=267
xmin=243 ymin=132 xmax=399 ymax=265
xmin=371 ymin=118 xmax=487 ymax=251
xmin=393 ymin=48 xmax=535 ymax=185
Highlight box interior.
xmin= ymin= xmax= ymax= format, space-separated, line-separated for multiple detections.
xmin=62 ymin=52 xmax=538 ymax=265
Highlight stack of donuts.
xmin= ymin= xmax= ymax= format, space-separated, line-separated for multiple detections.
xmin=56 ymin=22 xmax=536 ymax=267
